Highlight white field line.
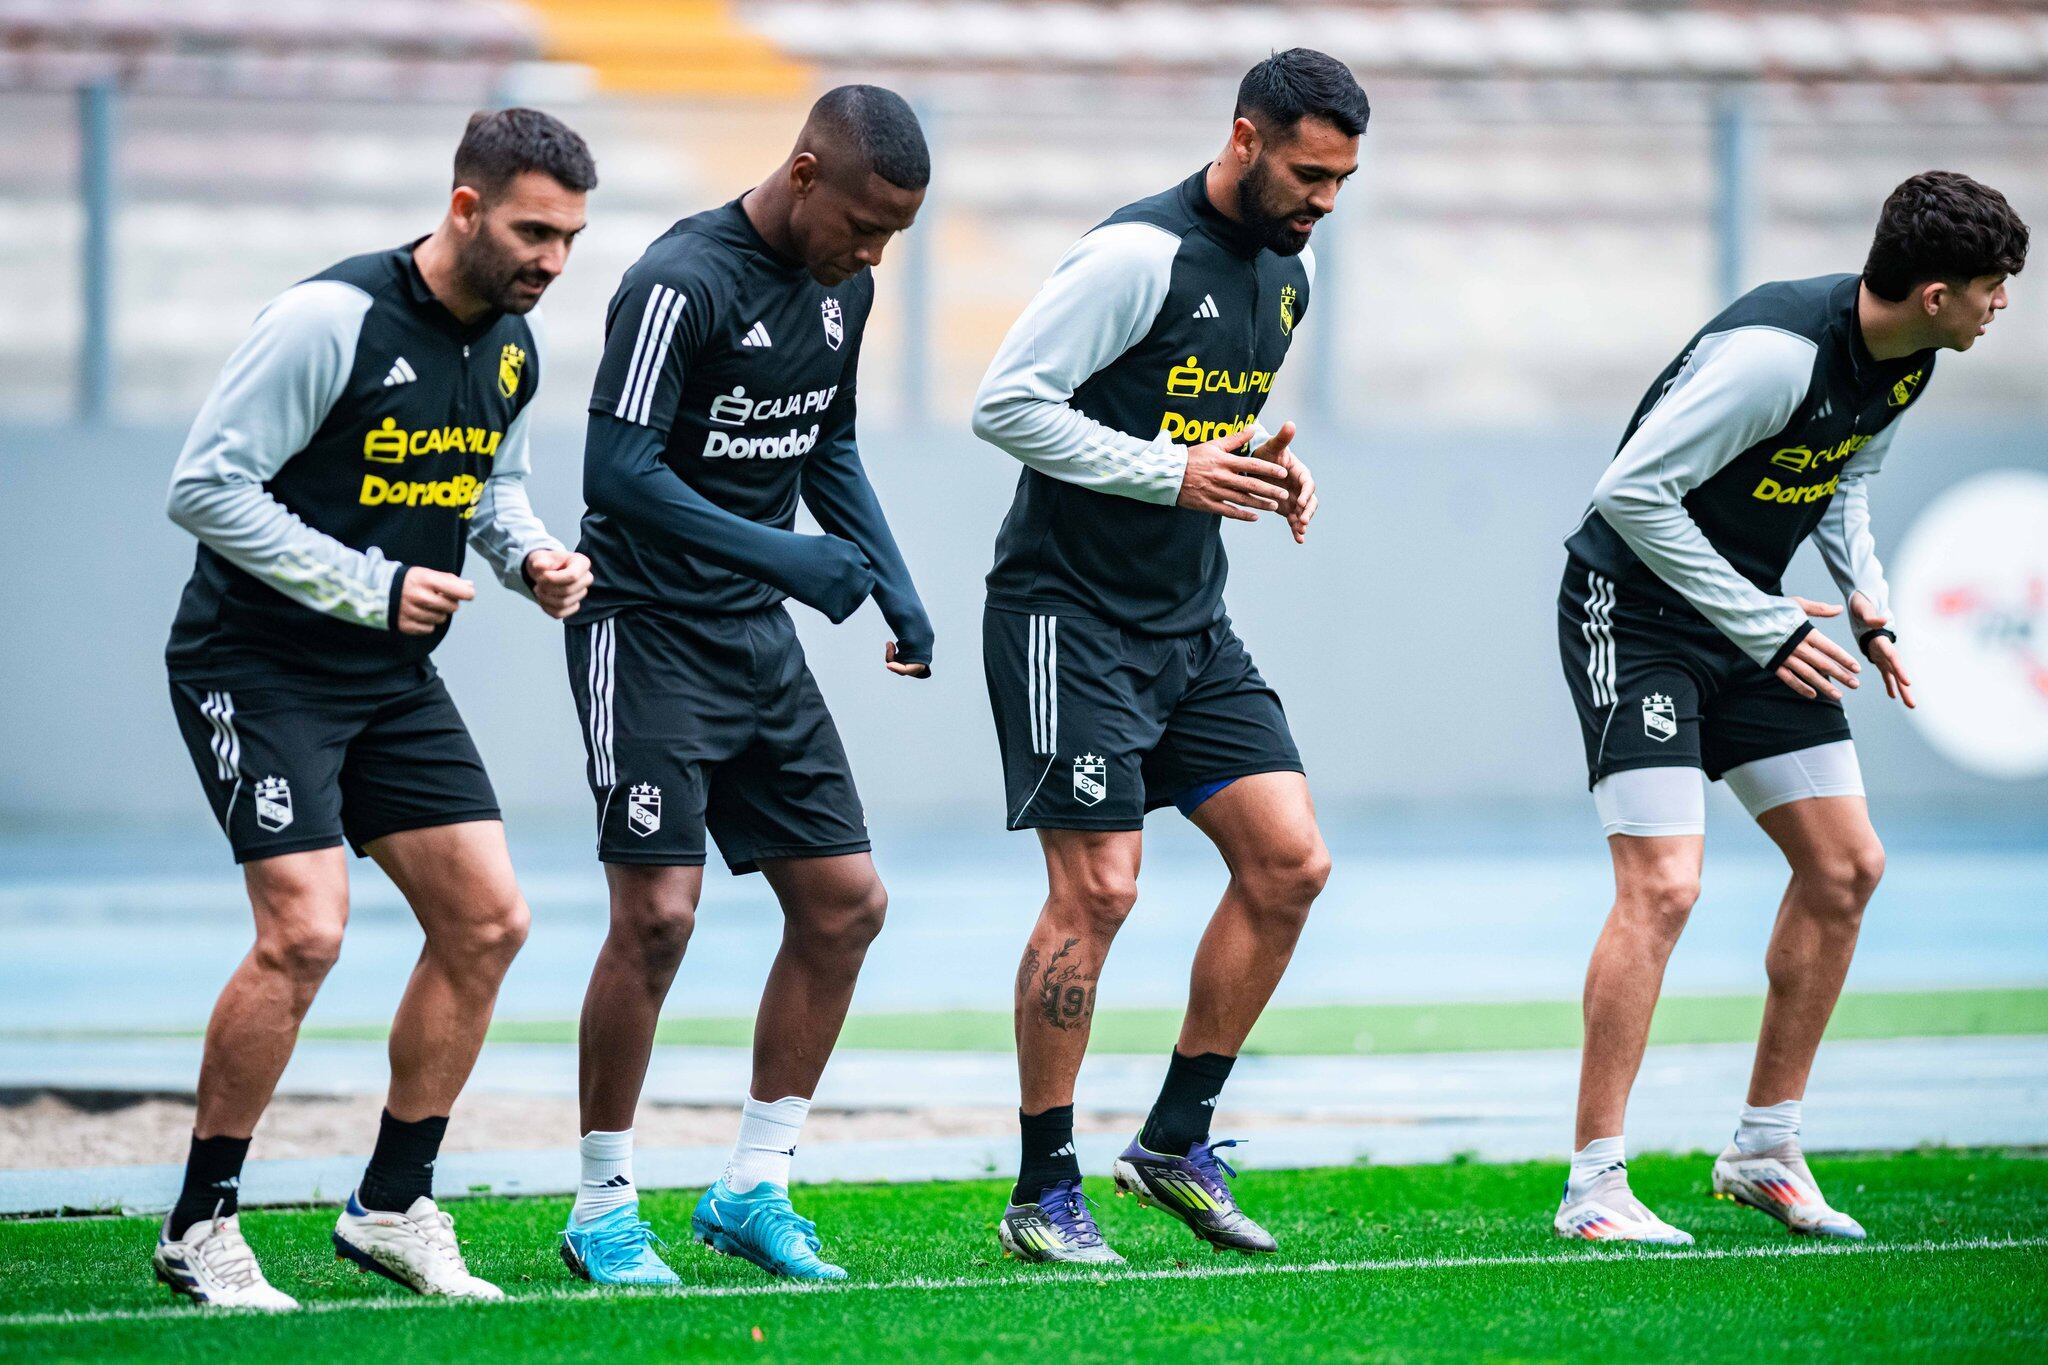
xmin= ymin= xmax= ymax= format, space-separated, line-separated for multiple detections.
xmin=4 ymin=1235 xmax=2044 ymax=1331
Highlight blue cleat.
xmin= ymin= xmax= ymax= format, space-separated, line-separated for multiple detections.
xmin=560 ymin=1205 xmax=681 ymax=1285
xmin=691 ymin=1179 xmax=846 ymax=1281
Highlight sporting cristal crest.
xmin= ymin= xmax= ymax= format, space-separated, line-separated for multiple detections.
xmin=1279 ymin=284 xmax=1297 ymax=335
xmin=254 ymin=775 xmax=294 ymax=832
xmin=627 ymin=782 xmax=662 ymax=837
xmin=820 ymin=297 xmax=844 ymax=351
xmin=497 ymin=342 xmax=527 ymax=398
xmin=1642 ymin=693 xmax=1677 ymax=743
xmin=1072 ymin=753 xmax=1107 ymax=807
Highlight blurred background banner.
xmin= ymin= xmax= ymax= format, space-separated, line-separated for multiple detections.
xmin=2 ymin=0 xmax=2044 ymax=829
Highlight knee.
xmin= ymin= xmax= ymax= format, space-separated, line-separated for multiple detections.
xmin=1807 ymin=838 xmax=1885 ymax=918
xmin=797 ymin=875 xmax=889 ymax=957
xmin=255 ymin=916 xmax=346 ymax=986
xmin=463 ymin=893 xmax=531 ymax=965
xmin=1236 ymin=837 xmax=1332 ymax=924
xmin=1050 ymin=870 xmax=1139 ymax=942
xmin=623 ymin=890 xmax=697 ymax=967
xmin=1616 ymin=868 xmax=1700 ymax=938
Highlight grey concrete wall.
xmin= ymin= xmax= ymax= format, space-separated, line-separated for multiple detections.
xmin=2 ymin=411 xmax=2043 ymax=830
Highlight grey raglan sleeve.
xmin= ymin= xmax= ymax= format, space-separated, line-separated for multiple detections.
xmin=467 ymin=309 xmax=567 ymax=600
xmin=165 ymin=280 xmax=404 ymax=631
xmin=1812 ymin=422 xmax=1897 ymax=636
xmin=971 ymin=220 xmax=1188 ymax=504
xmin=1590 ymin=326 xmax=1819 ymax=669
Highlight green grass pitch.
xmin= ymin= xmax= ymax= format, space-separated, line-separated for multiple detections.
xmin=2 ymin=1148 xmax=2043 ymax=1361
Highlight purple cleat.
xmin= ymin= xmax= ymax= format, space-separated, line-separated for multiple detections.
xmin=1111 ymin=1136 xmax=1277 ymax=1254
xmin=997 ymin=1178 xmax=1124 ymax=1266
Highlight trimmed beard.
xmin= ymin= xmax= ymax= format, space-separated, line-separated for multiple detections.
xmin=1235 ymin=158 xmax=1314 ymax=257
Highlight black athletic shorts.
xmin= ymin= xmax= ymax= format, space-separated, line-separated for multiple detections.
xmin=1557 ymin=558 xmax=1851 ymax=788
xmin=169 ymin=668 xmax=500 ymax=864
xmin=565 ymin=606 xmax=870 ymax=873
xmin=984 ymin=605 xmax=1303 ymax=831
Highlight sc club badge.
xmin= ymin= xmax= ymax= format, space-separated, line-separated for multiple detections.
xmin=820 ymin=297 xmax=844 ymax=351
xmin=254 ymin=776 xmax=294 ymax=832
xmin=1072 ymin=753 xmax=1107 ymax=807
xmin=1279 ymin=284 xmax=1297 ymax=334
xmin=1642 ymin=693 xmax=1677 ymax=743
xmin=627 ymin=782 xmax=662 ymax=837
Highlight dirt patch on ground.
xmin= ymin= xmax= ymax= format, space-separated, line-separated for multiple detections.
xmin=1 ymin=1091 xmax=1182 ymax=1169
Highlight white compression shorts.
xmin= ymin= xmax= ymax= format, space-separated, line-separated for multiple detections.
xmin=1591 ymin=740 xmax=1865 ymax=837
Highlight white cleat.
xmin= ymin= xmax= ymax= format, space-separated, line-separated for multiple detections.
xmin=1553 ymin=1165 xmax=1695 ymax=1246
xmin=1712 ymin=1142 xmax=1866 ymax=1240
xmin=153 ymin=1212 xmax=300 ymax=1311
xmin=332 ymin=1192 xmax=504 ymax=1298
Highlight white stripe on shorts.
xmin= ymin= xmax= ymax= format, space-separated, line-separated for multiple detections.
xmin=1028 ymin=614 xmax=1058 ymax=755
xmin=587 ymin=619 xmax=617 ymax=789
xmin=200 ymin=689 xmax=239 ymax=781
xmin=1582 ymin=571 xmax=1617 ymax=707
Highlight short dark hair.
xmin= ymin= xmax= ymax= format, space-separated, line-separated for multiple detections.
xmin=1235 ymin=48 xmax=1370 ymax=140
xmin=453 ymin=107 xmax=598 ymax=197
xmin=1863 ymin=171 xmax=2027 ymax=301
xmin=807 ymin=84 xmax=930 ymax=191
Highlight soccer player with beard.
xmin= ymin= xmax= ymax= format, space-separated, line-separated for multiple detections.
xmin=971 ymin=50 xmax=1364 ymax=1264
xmin=155 ymin=109 xmax=596 ymax=1308
xmin=1553 ymin=172 xmax=2026 ymax=1244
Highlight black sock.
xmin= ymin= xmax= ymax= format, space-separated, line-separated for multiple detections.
xmin=1012 ymin=1104 xmax=1080 ymax=1204
xmin=1139 ymin=1050 xmax=1235 ymax=1157
xmin=168 ymin=1133 xmax=251 ymax=1240
xmin=356 ymin=1110 xmax=448 ymax=1213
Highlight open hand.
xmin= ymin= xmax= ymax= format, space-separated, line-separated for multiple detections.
xmin=1851 ymin=593 xmax=1913 ymax=709
xmin=1774 ymin=596 xmax=1861 ymax=701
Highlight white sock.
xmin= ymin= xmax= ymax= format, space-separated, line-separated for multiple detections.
xmin=571 ymin=1128 xmax=636 ymax=1226
xmin=723 ymin=1095 xmax=809 ymax=1194
xmin=1735 ymin=1099 xmax=1802 ymax=1155
xmin=1567 ymin=1136 xmax=1626 ymax=1203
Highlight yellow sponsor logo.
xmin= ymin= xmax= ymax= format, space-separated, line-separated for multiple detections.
xmin=362 ymin=418 xmax=504 ymax=464
xmin=1279 ymin=283 xmax=1297 ymax=334
xmin=1752 ymin=473 xmax=1842 ymax=505
xmin=1767 ymin=432 xmax=1870 ymax=474
xmin=498 ymin=342 xmax=527 ymax=398
xmin=1165 ymin=355 xmax=1275 ymax=400
xmin=1889 ymin=367 xmax=1925 ymax=408
xmin=1160 ymin=411 xmax=1257 ymax=445
xmin=359 ymin=472 xmax=485 ymax=518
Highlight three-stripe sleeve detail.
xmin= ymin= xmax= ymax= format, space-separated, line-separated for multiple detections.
xmin=617 ymin=286 xmax=685 ymax=426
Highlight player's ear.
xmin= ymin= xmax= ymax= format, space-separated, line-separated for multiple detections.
xmin=448 ymin=185 xmax=484 ymax=234
xmin=1230 ymin=116 xmax=1262 ymax=167
xmin=788 ymin=152 xmax=820 ymax=200
xmin=1919 ymin=280 xmax=1948 ymax=316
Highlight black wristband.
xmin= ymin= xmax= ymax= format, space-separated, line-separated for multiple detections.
xmin=1764 ymin=620 xmax=1814 ymax=673
xmin=1857 ymin=627 xmax=1897 ymax=659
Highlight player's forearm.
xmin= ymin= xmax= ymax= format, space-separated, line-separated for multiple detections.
xmin=971 ymin=389 xmax=1187 ymax=505
xmin=467 ymin=475 xmax=565 ymax=600
xmin=1815 ymin=480 xmax=1893 ymax=630
xmin=802 ymin=447 xmax=934 ymax=662
xmin=167 ymin=474 xmax=401 ymax=630
xmin=581 ymin=412 xmax=837 ymax=601
xmin=1592 ymin=481 xmax=1808 ymax=669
